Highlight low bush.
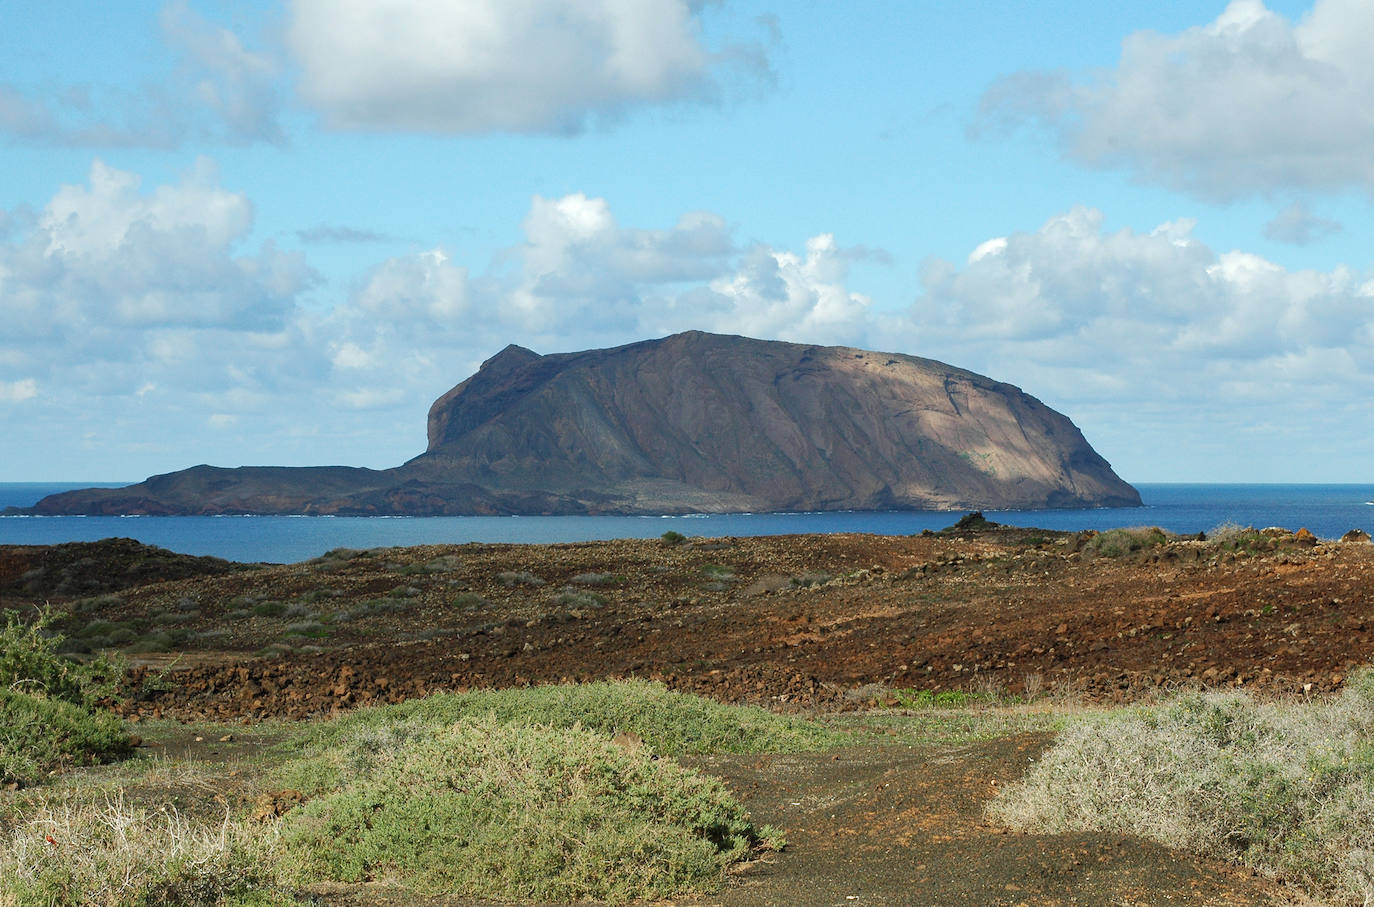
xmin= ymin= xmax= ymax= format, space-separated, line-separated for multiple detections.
xmin=660 ymin=530 xmax=686 ymax=546
xmin=554 ymin=588 xmax=606 ymax=610
xmin=287 ymin=680 xmax=842 ymax=768
xmin=0 ymin=610 xmax=131 ymax=784
xmin=990 ymin=668 xmax=1374 ymax=904
xmin=497 ymin=570 xmax=545 ymax=587
xmin=1086 ymin=526 xmax=1167 ymax=558
xmin=276 ymin=715 xmax=777 ymax=902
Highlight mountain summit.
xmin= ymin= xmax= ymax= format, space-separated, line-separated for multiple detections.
xmin=27 ymin=332 xmax=1140 ymax=515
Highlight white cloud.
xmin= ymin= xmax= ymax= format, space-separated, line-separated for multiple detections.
xmin=0 ymin=159 xmax=315 ymax=418
xmin=0 ymin=378 xmax=37 ymax=402
xmin=895 ymin=206 xmax=1374 ymax=448
xmin=0 ymin=3 xmax=282 ymax=148
xmin=287 ymin=0 xmax=769 ymax=134
xmin=977 ymin=0 xmax=1374 ymax=199
xmin=1 ymin=159 xmax=310 ymax=337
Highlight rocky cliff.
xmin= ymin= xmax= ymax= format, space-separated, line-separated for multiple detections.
xmin=23 ymin=332 xmax=1140 ymax=515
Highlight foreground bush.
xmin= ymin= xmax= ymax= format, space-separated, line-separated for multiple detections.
xmin=276 ymin=715 xmax=777 ymax=902
xmin=291 ymin=678 xmax=843 ymax=758
xmin=990 ymin=669 xmax=1374 ymax=903
xmin=0 ymin=610 xmax=131 ymax=784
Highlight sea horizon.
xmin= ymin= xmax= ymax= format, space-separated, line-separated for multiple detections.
xmin=2 ymin=481 xmax=1371 ymax=565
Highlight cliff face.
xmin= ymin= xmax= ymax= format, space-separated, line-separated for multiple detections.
xmin=25 ymin=332 xmax=1140 ymax=515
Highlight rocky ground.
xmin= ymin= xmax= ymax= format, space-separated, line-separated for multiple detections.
xmin=3 ymin=523 xmax=1372 ymax=720
xmin=5 ymin=522 xmax=1369 ymax=905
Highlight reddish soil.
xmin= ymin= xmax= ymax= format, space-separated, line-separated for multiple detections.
xmin=11 ymin=528 xmax=1362 ymax=720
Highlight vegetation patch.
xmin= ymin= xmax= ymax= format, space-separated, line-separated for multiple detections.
xmin=0 ymin=610 xmax=131 ymax=785
xmin=0 ymin=794 xmax=290 ymax=906
xmin=1085 ymin=526 xmax=1167 ymax=558
xmin=276 ymin=715 xmax=776 ymax=902
xmin=286 ymin=680 xmax=842 ymax=763
xmin=553 ymin=588 xmax=606 ymax=610
xmin=990 ymin=668 xmax=1374 ymax=904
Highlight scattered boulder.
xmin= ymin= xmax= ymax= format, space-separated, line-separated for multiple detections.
xmin=1342 ymin=529 xmax=1372 ymax=543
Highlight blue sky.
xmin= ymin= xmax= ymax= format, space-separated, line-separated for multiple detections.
xmin=1 ymin=0 xmax=1371 ymax=484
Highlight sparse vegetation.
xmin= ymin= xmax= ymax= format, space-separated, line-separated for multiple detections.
xmin=553 ymin=587 xmax=606 ymax=609
xmin=287 ymin=680 xmax=843 ymax=759
xmin=990 ymin=668 xmax=1374 ymax=904
xmin=1085 ymin=526 xmax=1168 ymax=558
xmin=497 ymin=570 xmax=545 ymax=587
xmin=0 ymin=794 xmax=291 ymax=906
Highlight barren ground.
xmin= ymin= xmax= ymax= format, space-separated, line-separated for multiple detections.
xmin=5 ymin=525 xmax=1371 ymax=905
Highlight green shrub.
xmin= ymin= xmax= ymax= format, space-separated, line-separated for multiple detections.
xmin=990 ymin=668 xmax=1374 ymax=904
xmin=251 ymin=601 xmax=288 ymax=618
xmin=554 ymin=588 xmax=606 ymax=609
xmin=1087 ymin=527 xmax=1167 ymax=558
xmin=288 ymin=680 xmax=841 ymax=767
xmin=497 ymin=570 xmax=545 ymax=587
xmin=0 ymin=689 xmax=131 ymax=784
xmin=277 ymin=715 xmax=772 ymax=902
xmin=0 ymin=610 xmax=131 ymax=785
xmin=660 ymin=530 xmax=686 ymax=546
xmin=1 ymin=610 xmax=123 ymax=710
xmin=452 ymin=592 xmax=489 ymax=610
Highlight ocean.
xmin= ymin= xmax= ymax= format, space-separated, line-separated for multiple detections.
xmin=1 ymin=482 xmax=1371 ymax=565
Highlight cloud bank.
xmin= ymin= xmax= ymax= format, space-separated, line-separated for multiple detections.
xmin=288 ymin=0 xmax=769 ymax=134
xmin=978 ymin=0 xmax=1374 ymax=199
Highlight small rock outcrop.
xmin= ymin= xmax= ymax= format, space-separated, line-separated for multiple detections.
xmin=25 ymin=332 xmax=1140 ymax=515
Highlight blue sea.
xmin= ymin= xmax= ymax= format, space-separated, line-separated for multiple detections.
xmin=1 ymin=482 xmax=1371 ymax=565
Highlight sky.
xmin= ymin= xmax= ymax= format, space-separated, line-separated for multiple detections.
xmin=1 ymin=0 xmax=1371 ymax=485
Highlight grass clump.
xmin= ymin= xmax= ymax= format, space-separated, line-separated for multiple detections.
xmin=1 ymin=609 xmax=132 ymax=785
xmin=990 ymin=668 xmax=1374 ymax=904
xmin=0 ymin=794 xmax=292 ymax=906
xmin=554 ymin=588 xmax=606 ymax=610
xmin=1086 ymin=526 xmax=1167 ymax=558
xmin=275 ymin=715 xmax=774 ymax=902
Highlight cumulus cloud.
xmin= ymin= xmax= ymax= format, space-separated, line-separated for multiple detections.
xmin=0 ymin=160 xmax=314 ymax=406
xmin=898 ymin=207 xmax=1374 ymax=420
xmin=0 ymin=2 xmax=282 ymax=148
xmin=1263 ymin=201 xmax=1343 ymax=244
xmin=320 ymin=193 xmax=874 ymax=402
xmin=287 ymin=0 xmax=771 ymax=134
xmin=977 ymin=0 xmax=1374 ymax=199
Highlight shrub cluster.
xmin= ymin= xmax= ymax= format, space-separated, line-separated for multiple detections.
xmin=0 ymin=610 xmax=131 ymax=784
xmin=990 ymin=669 xmax=1374 ymax=903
